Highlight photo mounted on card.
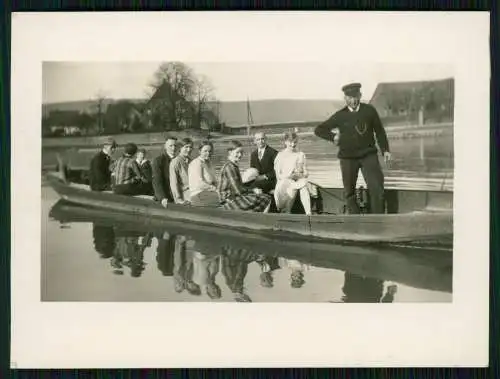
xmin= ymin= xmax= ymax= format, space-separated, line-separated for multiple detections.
xmin=41 ymin=61 xmax=454 ymax=303
xmin=10 ymin=11 xmax=490 ymax=368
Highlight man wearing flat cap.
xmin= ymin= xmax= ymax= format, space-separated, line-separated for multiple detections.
xmin=314 ymin=82 xmax=391 ymax=214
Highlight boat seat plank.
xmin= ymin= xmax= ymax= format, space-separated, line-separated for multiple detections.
xmin=67 ymin=182 xmax=154 ymax=201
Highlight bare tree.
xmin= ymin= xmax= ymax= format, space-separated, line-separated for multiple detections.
xmin=148 ymin=62 xmax=196 ymax=130
xmin=192 ymin=75 xmax=216 ymax=130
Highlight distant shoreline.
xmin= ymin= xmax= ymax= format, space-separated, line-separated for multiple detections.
xmin=42 ymin=122 xmax=453 ymax=150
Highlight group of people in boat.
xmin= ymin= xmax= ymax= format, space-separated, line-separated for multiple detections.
xmin=89 ymin=131 xmax=319 ymax=215
xmin=88 ymin=82 xmax=392 ymax=215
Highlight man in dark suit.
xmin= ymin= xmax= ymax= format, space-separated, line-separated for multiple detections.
xmin=89 ymin=138 xmax=117 ymax=191
xmin=249 ymin=132 xmax=278 ymax=193
xmin=152 ymin=136 xmax=178 ymax=207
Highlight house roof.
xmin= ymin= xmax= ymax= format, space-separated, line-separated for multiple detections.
xmin=370 ymin=77 xmax=454 ymax=104
xmin=147 ymin=80 xmax=181 ymax=105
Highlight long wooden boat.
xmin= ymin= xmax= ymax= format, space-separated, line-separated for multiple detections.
xmin=45 ymin=169 xmax=453 ymax=245
xmin=48 ymin=200 xmax=452 ymax=293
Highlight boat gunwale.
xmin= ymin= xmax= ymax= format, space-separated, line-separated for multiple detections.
xmin=44 ymin=172 xmax=453 ymax=244
xmin=45 ymin=172 xmax=453 ymax=221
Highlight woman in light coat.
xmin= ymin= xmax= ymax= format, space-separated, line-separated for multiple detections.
xmin=273 ymin=132 xmax=312 ymax=215
xmin=188 ymin=140 xmax=220 ymax=207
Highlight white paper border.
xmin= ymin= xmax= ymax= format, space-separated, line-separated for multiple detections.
xmin=11 ymin=11 xmax=490 ymax=368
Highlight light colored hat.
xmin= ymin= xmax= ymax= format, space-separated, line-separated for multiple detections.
xmin=241 ymin=168 xmax=259 ymax=184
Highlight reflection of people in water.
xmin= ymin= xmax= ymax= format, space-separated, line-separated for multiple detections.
xmin=192 ymin=251 xmax=222 ymax=300
xmin=110 ymin=232 xmax=152 ymax=277
xmin=255 ymin=255 xmax=280 ymax=288
xmin=155 ymin=231 xmax=175 ymax=277
xmin=221 ymin=246 xmax=257 ymax=302
xmin=381 ymin=284 xmax=398 ymax=303
xmin=341 ymin=272 xmax=397 ymax=303
xmin=278 ymin=257 xmax=310 ymax=289
xmin=92 ymin=223 xmax=116 ymax=259
xmin=173 ymin=235 xmax=201 ymax=296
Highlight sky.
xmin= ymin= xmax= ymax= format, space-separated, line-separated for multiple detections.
xmin=42 ymin=61 xmax=454 ymax=104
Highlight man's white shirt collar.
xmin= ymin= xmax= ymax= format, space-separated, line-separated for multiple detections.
xmin=348 ymin=104 xmax=360 ymax=112
xmin=258 ymin=146 xmax=266 ymax=157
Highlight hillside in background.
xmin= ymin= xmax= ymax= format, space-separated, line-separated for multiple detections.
xmin=42 ymin=98 xmax=344 ymax=126
xmin=214 ymin=99 xmax=343 ymax=125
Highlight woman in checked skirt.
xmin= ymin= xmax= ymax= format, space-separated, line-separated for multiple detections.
xmin=217 ymin=140 xmax=272 ymax=213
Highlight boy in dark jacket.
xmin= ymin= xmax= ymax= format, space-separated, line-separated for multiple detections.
xmin=89 ymin=138 xmax=117 ymax=191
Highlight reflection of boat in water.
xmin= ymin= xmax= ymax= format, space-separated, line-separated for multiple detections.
xmin=49 ymin=200 xmax=452 ymax=294
xmin=45 ymin=170 xmax=453 ymax=245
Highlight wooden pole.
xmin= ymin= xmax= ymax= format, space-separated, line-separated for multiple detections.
xmin=246 ymin=97 xmax=253 ymax=146
xmin=418 ymin=106 xmax=425 ymax=161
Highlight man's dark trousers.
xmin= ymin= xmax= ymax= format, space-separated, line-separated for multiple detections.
xmin=340 ymin=152 xmax=385 ymax=214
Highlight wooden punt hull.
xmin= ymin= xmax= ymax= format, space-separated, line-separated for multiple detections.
xmin=45 ymin=172 xmax=453 ymax=244
xmin=45 ymin=164 xmax=454 ymax=214
xmin=48 ymin=200 xmax=453 ymax=293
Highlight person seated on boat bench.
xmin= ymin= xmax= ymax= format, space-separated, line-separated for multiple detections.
xmin=89 ymin=138 xmax=117 ymax=191
xmin=249 ymin=132 xmax=279 ymax=212
xmin=112 ymin=142 xmax=149 ymax=196
xmin=250 ymin=132 xmax=278 ymax=192
xmin=188 ymin=140 xmax=220 ymax=207
xmin=136 ymin=148 xmax=154 ymax=196
xmin=314 ymin=82 xmax=392 ymax=214
xmin=217 ymin=140 xmax=272 ymax=213
xmin=152 ymin=136 xmax=178 ymax=208
xmin=273 ymin=132 xmax=317 ymax=215
xmin=169 ymin=138 xmax=194 ymax=205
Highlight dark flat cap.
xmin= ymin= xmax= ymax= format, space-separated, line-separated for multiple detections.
xmin=342 ymin=83 xmax=362 ymax=96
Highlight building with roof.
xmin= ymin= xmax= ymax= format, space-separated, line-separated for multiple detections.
xmin=369 ymin=78 xmax=454 ymax=126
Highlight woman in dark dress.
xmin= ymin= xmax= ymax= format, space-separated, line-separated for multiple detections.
xmin=217 ymin=140 xmax=272 ymax=213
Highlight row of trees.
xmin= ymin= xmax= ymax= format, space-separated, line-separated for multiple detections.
xmin=42 ymin=62 xmax=223 ymax=137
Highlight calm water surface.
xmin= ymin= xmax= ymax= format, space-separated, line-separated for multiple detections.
xmin=42 ymin=133 xmax=453 ymax=302
xmin=42 ymin=186 xmax=453 ymax=303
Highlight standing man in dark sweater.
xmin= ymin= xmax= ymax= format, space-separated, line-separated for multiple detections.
xmin=314 ymin=83 xmax=392 ymax=214
xmin=89 ymin=138 xmax=117 ymax=191
xmin=152 ymin=135 xmax=178 ymax=207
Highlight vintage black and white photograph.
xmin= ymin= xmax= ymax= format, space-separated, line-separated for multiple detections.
xmin=41 ymin=61 xmax=454 ymax=303
xmin=11 ymin=11 xmax=489 ymax=367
